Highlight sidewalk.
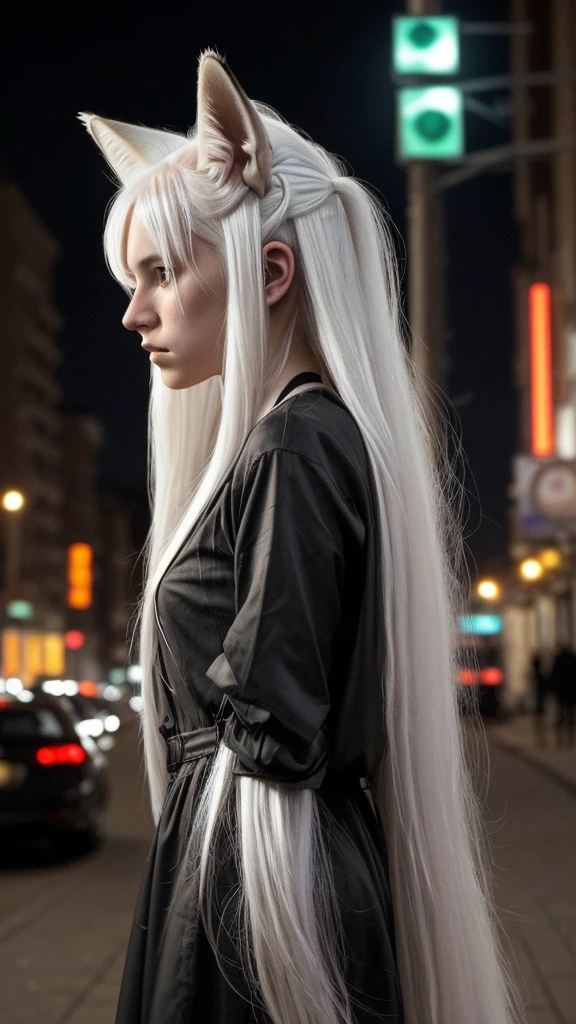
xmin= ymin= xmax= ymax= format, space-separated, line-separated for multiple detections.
xmin=486 ymin=711 xmax=576 ymax=794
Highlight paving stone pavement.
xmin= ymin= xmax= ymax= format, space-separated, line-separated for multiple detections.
xmin=488 ymin=711 xmax=576 ymax=794
xmin=481 ymin=723 xmax=576 ymax=1024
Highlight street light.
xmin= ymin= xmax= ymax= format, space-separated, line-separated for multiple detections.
xmin=519 ymin=558 xmax=544 ymax=582
xmin=477 ymin=578 xmax=501 ymax=601
xmin=538 ymin=547 xmax=563 ymax=571
xmin=2 ymin=492 xmax=24 ymax=513
xmin=1 ymin=489 xmax=26 ymax=602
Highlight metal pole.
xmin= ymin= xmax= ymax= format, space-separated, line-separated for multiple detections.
xmin=407 ymin=161 xmax=430 ymax=380
xmin=406 ymin=0 xmax=447 ymax=440
xmin=5 ymin=513 xmax=22 ymax=602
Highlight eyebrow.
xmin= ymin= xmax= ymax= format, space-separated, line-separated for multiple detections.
xmin=125 ymin=253 xmax=163 ymax=277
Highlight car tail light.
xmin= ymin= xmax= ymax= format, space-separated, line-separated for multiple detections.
xmin=480 ymin=667 xmax=503 ymax=686
xmin=459 ymin=669 xmax=479 ymax=685
xmin=36 ymin=743 xmax=87 ymax=766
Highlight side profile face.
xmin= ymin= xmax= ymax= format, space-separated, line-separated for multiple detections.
xmin=122 ymin=212 xmax=300 ymax=393
xmin=122 ymin=215 xmax=227 ymax=389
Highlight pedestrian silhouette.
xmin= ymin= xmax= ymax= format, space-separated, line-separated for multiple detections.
xmin=549 ymin=644 xmax=576 ymax=748
xmin=531 ymin=650 xmax=552 ymax=747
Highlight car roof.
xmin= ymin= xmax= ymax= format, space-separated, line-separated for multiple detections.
xmin=0 ymin=696 xmax=78 ymax=734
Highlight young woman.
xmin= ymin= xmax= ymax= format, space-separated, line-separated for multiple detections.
xmin=80 ymin=50 xmax=523 ymax=1024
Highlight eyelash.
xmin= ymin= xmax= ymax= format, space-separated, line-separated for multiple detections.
xmin=126 ymin=266 xmax=170 ymax=294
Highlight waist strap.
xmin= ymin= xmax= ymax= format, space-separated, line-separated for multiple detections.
xmin=163 ymin=724 xmax=220 ymax=774
xmin=161 ymin=721 xmax=374 ymax=795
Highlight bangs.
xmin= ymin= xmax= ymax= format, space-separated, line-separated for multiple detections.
xmin=103 ymin=160 xmax=221 ymax=297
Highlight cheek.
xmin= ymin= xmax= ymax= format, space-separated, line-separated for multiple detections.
xmin=177 ymin=274 xmax=226 ymax=337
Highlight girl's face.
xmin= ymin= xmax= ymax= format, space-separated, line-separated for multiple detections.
xmin=122 ymin=215 xmax=227 ymax=389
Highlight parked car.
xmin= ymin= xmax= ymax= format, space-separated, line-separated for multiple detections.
xmin=56 ymin=692 xmax=113 ymax=741
xmin=0 ymin=696 xmax=109 ymax=852
xmin=31 ymin=687 xmax=121 ymax=749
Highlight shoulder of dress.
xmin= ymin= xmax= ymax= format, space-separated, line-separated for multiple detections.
xmin=233 ymin=389 xmax=371 ymax=494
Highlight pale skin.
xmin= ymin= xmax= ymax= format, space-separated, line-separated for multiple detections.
xmin=122 ymin=216 xmax=323 ymax=419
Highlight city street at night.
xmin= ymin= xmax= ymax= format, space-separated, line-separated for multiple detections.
xmin=0 ymin=717 xmax=574 ymax=1024
xmin=1 ymin=3 xmax=576 ymax=1022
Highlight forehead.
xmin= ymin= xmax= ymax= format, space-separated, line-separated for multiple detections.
xmin=124 ymin=215 xmax=157 ymax=272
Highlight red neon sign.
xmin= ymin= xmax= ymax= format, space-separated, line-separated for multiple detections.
xmin=529 ymin=283 xmax=554 ymax=457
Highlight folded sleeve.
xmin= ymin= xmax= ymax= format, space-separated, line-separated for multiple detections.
xmin=205 ymin=446 xmax=365 ymax=789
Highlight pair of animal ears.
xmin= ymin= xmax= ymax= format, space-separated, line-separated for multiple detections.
xmin=78 ymin=49 xmax=273 ymax=198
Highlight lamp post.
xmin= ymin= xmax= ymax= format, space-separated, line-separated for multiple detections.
xmin=1 ymin=490 xmax=26 ymax=604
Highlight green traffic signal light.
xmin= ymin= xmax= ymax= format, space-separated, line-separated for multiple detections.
xmin=392 ymin=16 xmax=460 ymax=75
xmin=397 ymin=87 xmax=464 ymax=160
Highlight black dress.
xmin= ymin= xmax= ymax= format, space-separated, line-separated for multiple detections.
xmin=115 ymin=373 xmax=405 ymax=1024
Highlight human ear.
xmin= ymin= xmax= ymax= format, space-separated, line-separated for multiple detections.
xmin=263 ymin=242 xmax=295 ymax=306
xmin=195 ymin=49 xmax=273 ymax=197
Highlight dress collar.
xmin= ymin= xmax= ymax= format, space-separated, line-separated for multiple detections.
xmin=273 ymin=371 xmax=323 ymax=408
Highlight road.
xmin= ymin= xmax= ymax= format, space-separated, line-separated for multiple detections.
xmin=0 ymin=714 xmax=153 ymax=1024
xmin=0 ymin=716 xmax=574 ymax=1023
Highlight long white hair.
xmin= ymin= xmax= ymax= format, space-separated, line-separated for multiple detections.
xmin=88 ymin=52 xmax=524 ymax=1024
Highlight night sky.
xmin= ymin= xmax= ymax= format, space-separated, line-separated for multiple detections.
xmin=2 ymin=1 xmax=517 ymax=572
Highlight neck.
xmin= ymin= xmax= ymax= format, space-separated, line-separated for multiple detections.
xmin=256 ymin=302 xmax=323 ymax=421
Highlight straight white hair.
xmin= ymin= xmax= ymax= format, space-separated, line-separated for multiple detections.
xmin=104 ymin=105 xmax=524 ymax=1024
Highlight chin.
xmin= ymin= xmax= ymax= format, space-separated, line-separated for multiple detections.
xmin=156 ymin=365 xmax=222 ymax=390
xmin=161 ymin=376 xmax=192 ymax=391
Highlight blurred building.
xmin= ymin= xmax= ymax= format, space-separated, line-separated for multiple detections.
xmin=507 ymin=0 xmax=576 ymax=701
xmin=58 ymin=411 xmax=143 ymax=683
xmin=95 ymin=484 xmax=144 ymax=678
xmin=60 ymin=408 xmax=103 ymax=680
xmin=0 ymin=172 xmax=65 ymax=622
xmin=511 ymin=0 xmax=576 ymax=458
xmin=0 ymin=172 xmax=142 ymax=688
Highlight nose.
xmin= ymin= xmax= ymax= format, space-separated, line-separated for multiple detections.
xmin=122 ymin=291 xmax=160 ymax=333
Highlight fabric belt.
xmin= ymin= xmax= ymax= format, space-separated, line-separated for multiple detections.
xmin=164 ymin=723 xmax=221 ymax=774
xmin=162 ymin=721 xmax=374 ymax=799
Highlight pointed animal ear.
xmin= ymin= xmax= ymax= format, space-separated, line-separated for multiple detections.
xmin=78 ymin=114 xmax=187 ymax=185
xmin=195 ymin=50 xmax=272 ymax=198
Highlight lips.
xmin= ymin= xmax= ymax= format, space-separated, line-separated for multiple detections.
xmin=141 ymin=343 xmax=169 ymax=353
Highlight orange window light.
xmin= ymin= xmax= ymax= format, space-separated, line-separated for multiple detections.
xmin=2 ymin=630 xmax=21 ymax=679
xmin=67 ymin=543 xmax=93 ymax=610
xmin=529 ymin=283 xmax=555 ymax=457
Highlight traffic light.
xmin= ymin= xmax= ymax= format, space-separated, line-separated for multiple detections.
xmin=392 ymin=16 xmax=460 ymax=76
xmin=397 ymin=86 xmax=464 ymax=160
xmin=67 ymin=543 xmax=93 ymax=610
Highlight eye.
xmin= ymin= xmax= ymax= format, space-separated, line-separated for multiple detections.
xmin=155 ymin=266 xmax=170 ymax=285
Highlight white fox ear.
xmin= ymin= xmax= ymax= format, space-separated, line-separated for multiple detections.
xmin=78 ymin=113 xmax=187 ymax=185
xmin=195 ymin=50 xmax=272 ymax=198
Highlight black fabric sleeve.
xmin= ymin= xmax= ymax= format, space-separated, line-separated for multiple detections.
xmin=204 ymin=446 xmax=365 ymax=789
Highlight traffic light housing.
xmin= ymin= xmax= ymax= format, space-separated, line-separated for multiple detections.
xmin=397 ymin=86 xmax=464 ymax=160
xmin=392 ymin=16 xmax=460 ymax=75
